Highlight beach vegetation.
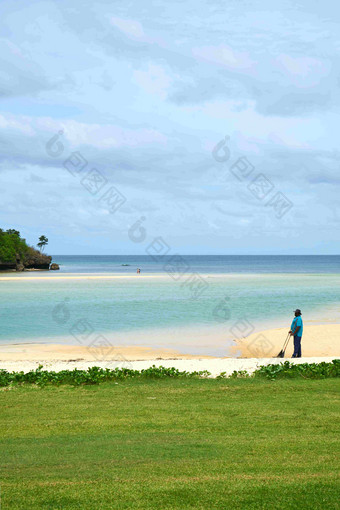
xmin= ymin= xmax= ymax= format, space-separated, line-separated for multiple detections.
xmin=254 ymin=359 xmax=340 ymax=380
xmin=0 ymin=360 xmax=338 ymax=388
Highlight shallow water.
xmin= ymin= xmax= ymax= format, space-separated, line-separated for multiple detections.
xmin=1 ymin=269 xmax=340 ymax=356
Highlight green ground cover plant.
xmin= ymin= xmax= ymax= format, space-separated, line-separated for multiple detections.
xmin=254 ymin=359 xmax=340 ymax=380
xmin=0 ymin=360 xmax=338 ymax=387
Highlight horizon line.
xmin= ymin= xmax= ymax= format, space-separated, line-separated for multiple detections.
xmin=50 ymin=253 xmax=340 ymax=257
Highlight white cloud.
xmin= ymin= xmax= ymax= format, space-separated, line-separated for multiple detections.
xmin=0 ymin=114 xmax=35 ymax=135
xmin=192 ymin=44 xmax=255 ymax=71
xmin=0 ymin=113 xmax=167 ymax=149
xmin=45 ymin=119 xmax=168 ymax=149
xmin=133 ymin=64 xmax=173 ymax=99
xmin=275 ymin=54 xmax=329 ymax=87
xmin=110 ymin=17 xmax=146 ymax=40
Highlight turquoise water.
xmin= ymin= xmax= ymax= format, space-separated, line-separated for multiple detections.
xmin=1 ymin=271 xmax=340 ymax=349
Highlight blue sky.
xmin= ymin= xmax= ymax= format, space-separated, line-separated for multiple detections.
xmin=1 ymin=0 xmax=339 ymax=254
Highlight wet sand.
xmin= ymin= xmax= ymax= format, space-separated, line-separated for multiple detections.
xmin=0 ymin=343 xmax=210 ymax=362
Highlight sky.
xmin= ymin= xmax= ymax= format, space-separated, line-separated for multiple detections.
xmin=1 ymin=0 xmax=340 ymax=255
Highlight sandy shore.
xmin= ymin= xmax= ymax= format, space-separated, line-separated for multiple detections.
xmin=0 ymin=324 xmax=338 ymax=376
xmin=0 ymin=343 xmax=209 ymax=362
xmin=232 ymin=324 xmax=340 ymax=358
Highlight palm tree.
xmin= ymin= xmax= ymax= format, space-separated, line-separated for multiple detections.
xmin=37 ymin=235 xmax=48 ymax=253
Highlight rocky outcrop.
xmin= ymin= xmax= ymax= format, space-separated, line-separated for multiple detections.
xmin=0 ymin=261 xmax=16 ymax=271
xmin=24 ymin=247 xmax=52 ymax=270
xmin=50 ymin=263 xmax=60 ymax=270
xmin=15 ymin=254 xmax=24 ymax=271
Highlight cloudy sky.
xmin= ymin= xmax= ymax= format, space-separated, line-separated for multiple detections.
xmin=1 ymin=0 xmax=339 ymax=254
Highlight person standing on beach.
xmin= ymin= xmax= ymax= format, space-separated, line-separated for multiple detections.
xmin=289 ymin=309 xmax=303 ymax=358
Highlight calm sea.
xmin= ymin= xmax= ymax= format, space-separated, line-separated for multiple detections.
xmin=48 ymin=254 xmax=340 ymax=274
xmin=1 ymin=255 xmax=339 ymax=354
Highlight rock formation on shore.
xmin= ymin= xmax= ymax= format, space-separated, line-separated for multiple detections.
xmin=24 ymin=247 xmax=52 ymax=270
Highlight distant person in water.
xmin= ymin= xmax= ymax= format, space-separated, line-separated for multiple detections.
xmin=289 ymin=309 xmax=303 ymax=358
xmin=137 ymin=268 xmax=141 ymax=274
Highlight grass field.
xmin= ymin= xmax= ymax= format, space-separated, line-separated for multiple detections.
xmin=0 ymin=377 xmax=339 ymax=509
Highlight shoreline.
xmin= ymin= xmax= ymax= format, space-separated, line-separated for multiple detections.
xmin=0 ymin=324 xmax=339 ymax=374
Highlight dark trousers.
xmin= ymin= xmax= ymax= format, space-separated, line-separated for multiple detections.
xmin=292 ymin=335 xmax=302 ymax=358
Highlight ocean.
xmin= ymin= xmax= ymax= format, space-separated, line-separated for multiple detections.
xmin=1 ymin=255 xmax=339 ymax=355
xmin=35 ymin=254 xmax=340 ymax=274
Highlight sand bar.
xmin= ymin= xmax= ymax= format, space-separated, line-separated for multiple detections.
xmin=0 ymin=274 xmax=169 ymax=281
xmin=1 ymin=272 xmax=339 ymax=281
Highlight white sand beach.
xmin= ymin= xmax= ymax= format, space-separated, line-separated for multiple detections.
xmin=232 ymin=324 xmax=340 ymax=358
xmin=0 ymin=324 xmax=338 ymax=376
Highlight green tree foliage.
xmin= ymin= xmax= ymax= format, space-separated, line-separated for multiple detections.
xmin=0 ymin=229 xmax=28 ymax=263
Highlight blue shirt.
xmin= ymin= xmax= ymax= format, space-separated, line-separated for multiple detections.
xmin=291 ymin=316 xmax=303 ymax=337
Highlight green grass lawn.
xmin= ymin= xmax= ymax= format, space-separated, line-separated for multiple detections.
xmin=0 ymin=378 xmax=339 ymax=509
